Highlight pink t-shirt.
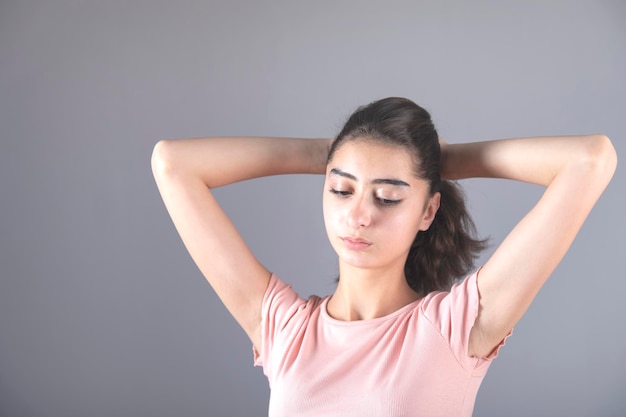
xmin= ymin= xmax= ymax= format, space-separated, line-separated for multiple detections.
xmin=254 ymin=270 xmax=508 ymax=417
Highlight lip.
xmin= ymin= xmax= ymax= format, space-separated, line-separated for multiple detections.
xmin=340 ymin=236 xmax=372 ymax=251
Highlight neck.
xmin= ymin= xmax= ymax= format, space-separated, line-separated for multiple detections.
xmin=327 ymin=261 xmax=421 ymax=321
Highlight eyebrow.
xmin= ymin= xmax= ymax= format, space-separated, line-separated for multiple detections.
xmin=329 ymin=168 xmax=410 ymax=187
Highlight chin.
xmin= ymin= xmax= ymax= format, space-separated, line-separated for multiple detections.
xmin=336 ymin=250 xmax=381 ymax=270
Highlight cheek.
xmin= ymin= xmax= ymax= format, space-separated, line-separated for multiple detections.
xmin=322 ymin=195 xmax=342 ymax=232
xmin=383 ymin=209 xmax=422 ymax=244
xmin=384 ymin=214 xmax=409 ymax=234
xmin=322 ymin=193 xmax=335 ymax=233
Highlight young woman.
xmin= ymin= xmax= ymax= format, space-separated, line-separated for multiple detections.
xmin=151 ymin=97 xmax=616 ymax=416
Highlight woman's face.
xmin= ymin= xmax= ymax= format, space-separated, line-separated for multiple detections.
xmin=323 ymin=139 xmax=440 ymax=271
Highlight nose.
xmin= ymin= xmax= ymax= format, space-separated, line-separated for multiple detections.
xmin=346 ymin=195 xmax=372 ymax=229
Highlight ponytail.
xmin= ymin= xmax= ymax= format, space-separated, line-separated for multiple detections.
xmin=405 ymin=180 xmax=488 ymax=294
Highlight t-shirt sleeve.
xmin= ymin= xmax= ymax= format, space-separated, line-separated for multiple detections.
xmin=253 ymin=273 xmax=307 ymax=369
xmin=421 ymin=268 xmax=511 ymax=371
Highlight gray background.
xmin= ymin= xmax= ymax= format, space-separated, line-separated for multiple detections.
xmin=1 ymin=1 xmax=624 ymax=416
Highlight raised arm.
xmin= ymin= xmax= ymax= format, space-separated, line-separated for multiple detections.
xmin=151 ymin=137 xmax=330 ymax=348
xmin=441 ymin=135 xmax=617 ymax=358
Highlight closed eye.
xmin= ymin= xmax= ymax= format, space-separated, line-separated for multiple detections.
xmin=330 ymin=189 xmax=401 ymax=206
xmin=329 ymin=188 xmax=351 ymax=196
xmin=377 ymin=197 xmax=401 ymax=206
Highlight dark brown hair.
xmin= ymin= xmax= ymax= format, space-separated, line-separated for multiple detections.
xmin=328 ymin=97 xmax=488 ymax=293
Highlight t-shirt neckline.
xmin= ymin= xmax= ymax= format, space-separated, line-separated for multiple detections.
xmin=320 ymin=295 xmax=425 ymax=326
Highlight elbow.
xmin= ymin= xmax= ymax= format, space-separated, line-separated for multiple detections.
xmin=151 ymin=139 xmax=179 ymax=179
xmin=583 ymin=134 xmax=618 ymax=182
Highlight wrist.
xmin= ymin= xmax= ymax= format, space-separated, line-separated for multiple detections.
xmin=308 ymin=138 xmax=331 ymax=175
xmin=439 ymin=140 xmax=455 ymax=181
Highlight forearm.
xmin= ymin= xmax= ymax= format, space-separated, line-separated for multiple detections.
xmin=152 ymin=136 xmax=331 ymax=188
xmin=441 ymin=135 xmax=616 ymax=186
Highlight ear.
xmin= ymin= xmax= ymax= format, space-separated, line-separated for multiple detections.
xmin=419 ymin=192 xmax=440 ymax=231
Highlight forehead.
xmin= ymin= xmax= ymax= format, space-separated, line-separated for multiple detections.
xmin=327 ymin=139 xmax=416 ymax=178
